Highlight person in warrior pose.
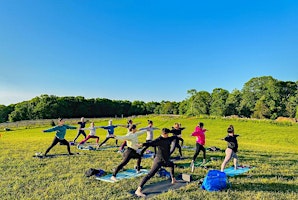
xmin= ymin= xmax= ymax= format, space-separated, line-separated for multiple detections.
xmin=77 ymin=122 xmax=100 ymax=146
xmin=169 ymin=123 xmax=185 ymax=158
xmin=73 ymin=117 xmax=87 ymax=143
xmin=118 ymin=119 xmax=141 ymax=152
xmin=221 ymin=125 xmax=239 ymax=172
xmin=139 ymin=120 xmax=159 ymax=157
xmin=97 ymin=120 xmax=123 ymax=148
xmin=110 ymin=125 xmax=148 ymax=182
xmin=43 ymin=118 xmax=76 ymax=156
xmin=190 ymin=122 xmax=207 ymax=172
xmin=134 ymin=128 xmax=177 ymax=197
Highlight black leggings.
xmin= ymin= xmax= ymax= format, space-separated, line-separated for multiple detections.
xmin=113 ymin=148 xmax=142 ymax=176
xmin=192 ymin=143 xmax=206 ymax=161
xmin=140 ymin=140 xmax=157 ymax=156
xmin=45 ymin=137 xmax=71 ymax=155
xmin=97 ymin=136 xmax=118 ymax=148
xmin=73 ymin=130 xmax=86 ymax=142
xmin=170 ymin=138 xmax=183 ymax=157
xmin=139 ymin=159 xmax=174 ymax=188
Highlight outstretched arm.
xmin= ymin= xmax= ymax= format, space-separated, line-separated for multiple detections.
xmin=43 ymin=126 xmax=58 ymax=132
xmin=143 ymin=138 xmax=160 ymax=147
xmin=115 ymin=124 xmax=127 ymax=128
xmin=65 ymin=125 xmax=77 ymax=130
xmin=98 ymin=126 xmax=109 ymax=129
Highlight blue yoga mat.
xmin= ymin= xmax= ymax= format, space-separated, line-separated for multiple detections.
xmin=95 ymin=169 xmax=149 ymax=183
xmin=224 ymin=166 xmax=252 ymax=177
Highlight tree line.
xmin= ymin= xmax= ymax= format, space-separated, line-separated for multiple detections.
xmin=0 ymin=76 xmax=297 ymax=123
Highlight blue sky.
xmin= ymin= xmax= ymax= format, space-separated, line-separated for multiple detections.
xmin=0 ymin=0 xmax=297 ymax=105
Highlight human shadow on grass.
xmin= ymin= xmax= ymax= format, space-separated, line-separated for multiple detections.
xmin=232 ymin=182 xmax=297 ymax=192
xmin=248 ymin=174 xmax=295 ymax=181
xmin=33 ymin=152 xmax=82 ymax=158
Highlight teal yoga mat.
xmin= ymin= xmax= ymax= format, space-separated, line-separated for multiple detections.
xmin=224 ymin=166 xmax=252 ymax=177
xmin=95 ymin=169 xmax=149 ymax=183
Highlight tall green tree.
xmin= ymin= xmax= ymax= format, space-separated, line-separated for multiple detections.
xmin=178 ymin=100 xmax=188 ymax=115
xmin=240 ymin=76 xmax=280 ymax=118
xmin=186 ymin=89 xmax=197 ymax=116
xmin=32 ymin=95 xmax=59 ymax=119
xmin=9 ymin=101 xmax=33 ymax=122
xmin=252 ymin=96 xmax=271 ymax=119
xmin=225 ymin=89 xmax=242 ymax=116
xmin=210 ymin=88 xmax=229 ymax=116
xmin=277 ymin=81 xmax=298 ymax=117
xmin=0 ymin=105 xmax=14 ymax=123
xmin=129 ymin=101 xmax=146 ymax=115
xmin=186 ymin=91 xmax=211 ymax=116
xmin=145 ymin=101 xmax=160 ymax=114
xmin=158 ymin=101 xmax=179 ymax=114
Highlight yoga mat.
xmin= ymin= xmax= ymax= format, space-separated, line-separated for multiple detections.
xmin=95 ymin=169 xmax=149 ymax=183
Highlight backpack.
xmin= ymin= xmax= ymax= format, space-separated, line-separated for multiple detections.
xmin=85 ymin=168 xmax=105 ymax=177
xmin=201 ymin=170 xmax=229 ymax=191
xmin=157 ymin=168 xmax=171 ymax=178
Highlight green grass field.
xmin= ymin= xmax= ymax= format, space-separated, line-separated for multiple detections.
xmin=0 ymin=115 xmax=297 ymax=199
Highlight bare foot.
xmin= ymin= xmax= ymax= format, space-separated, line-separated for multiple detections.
xmin=135 ymin=188 xmax=146 ymax=197
xmin=110 ymin=176 xmax=117 ymax=182
xmin=171 ymin=178 xmax=177 ymax=184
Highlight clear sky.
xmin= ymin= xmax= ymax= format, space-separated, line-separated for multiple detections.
xmin=0 ymin=0 xmax=297 ymax=105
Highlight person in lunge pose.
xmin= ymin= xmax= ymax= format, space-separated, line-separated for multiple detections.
xmin=221 ymin=126 xmax=239 ymax=172
xmin=73 ymin=117 xmax=87 ymax=143
xmin=169 ymin=123 xmax=185 ymax=158
xmin=43 ymin=118 xmax=76 ymax=156
xmin=139 ymin=120 xmax=159 ymax=156
xmin=134 ymin=128 xmax=177 ymax=197
xmin=97 ymin=120 xmax=120 ymax=148
xmin=110 ymin=125 xmax=148 ymax=182
xmin=78 ymin=122 xmax=100 ymax=146
xmin=190 ymin=122 xmax=207 ymax=172
xmin=118 ymin=119 xmax=141 ymax=152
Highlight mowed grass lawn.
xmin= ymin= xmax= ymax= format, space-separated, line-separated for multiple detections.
xmin=0 ymin=115 xmax=297 ymax=200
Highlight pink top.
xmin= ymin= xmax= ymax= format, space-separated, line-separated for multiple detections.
xmin=191 ymin=126 xmax=206 ymax=145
